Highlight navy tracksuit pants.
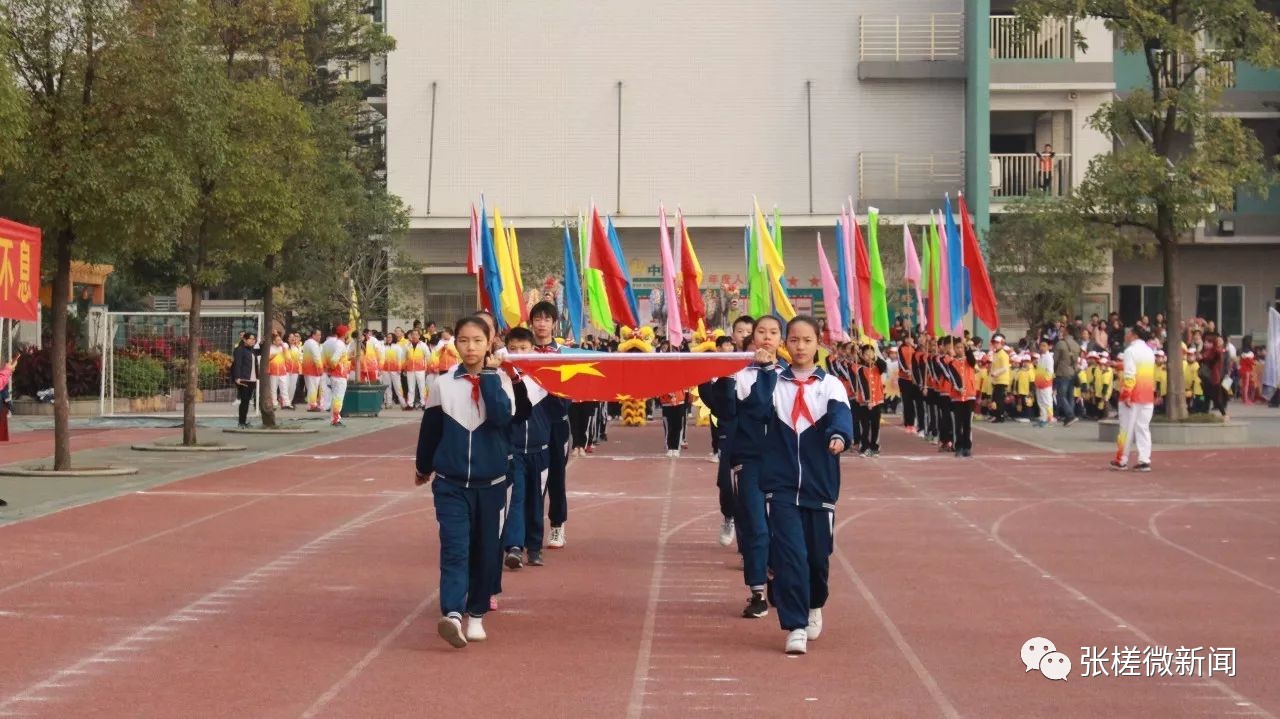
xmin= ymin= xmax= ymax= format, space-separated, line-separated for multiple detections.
xmin=766 ymin=498 xmax=834 ymax=631
xmin=546 ymin=419 xmax=570 ymax=526
xmin=433 ymin=477 xmax=508 ymax=618
xmin=504 ymin=448 xmax=550 ymax=552
xmin=715 ymin=435 xmax=734 ymax=520
xmin=731 ymin=461 xmax=769 ymax=589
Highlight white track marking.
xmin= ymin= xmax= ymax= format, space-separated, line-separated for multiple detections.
xmin=1147 ymin=505 xmax=1280 ymax=596
xmin=625 ymin=461 xmax=679 ymax=719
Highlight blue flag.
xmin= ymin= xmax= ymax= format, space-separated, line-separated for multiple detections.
xmin=834 ymin=220 xmax=850 ymax=334
xmin=943 ymin=194 xmax=968 ymax=328
xmin=562 ymin=223 xmax=584 ymax=341
xmin=606 ymin=216 xmax=641 ymax=326
xmin=480 ymin=200 xmax=506 ymax=330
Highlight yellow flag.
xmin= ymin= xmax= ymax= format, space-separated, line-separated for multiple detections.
xmin=509 ymin=223 xmax=528 ymax=323
xmin=493 ymin=208 xmax=523 ymax=328
xmin=752 ymin=199 xmax=796 ymax=320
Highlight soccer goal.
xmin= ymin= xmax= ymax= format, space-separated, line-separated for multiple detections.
xmin=100 ymin=311 xmax=263 ymax=417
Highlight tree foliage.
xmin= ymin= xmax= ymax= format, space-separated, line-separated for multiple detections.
xmin=1013 ymin=0 xmax=1280 ymax=419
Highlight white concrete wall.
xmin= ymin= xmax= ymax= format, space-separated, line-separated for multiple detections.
xmin=387 ymin=0 xmax=964 ymax=224
xmin=1076 ymin=18 xmax=1113 ymax=63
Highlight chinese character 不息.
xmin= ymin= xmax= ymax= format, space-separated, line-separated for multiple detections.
xmin=1208 ymin=648 xmax=1236 ymax=677
xmin=1080 ymin=646 xmax=1111 ymax=677
xmin=16 ymin=238 xmax=31 ymax=303
xmin=1174 ymin=646 xmax=1205 ymax=677
xmin=1112 ymin=646 xmax=1143 ymax=677
xmin=1144 ymin=646 xmax=1174 ymax=677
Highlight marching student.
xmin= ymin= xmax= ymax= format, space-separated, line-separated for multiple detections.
xmin=302 ymin=329 xmax=325 ymax=412
xmin=700 ymin=334 xmax=741 ymax=547
xmin=883 ymin=345 xmax=901 ymax=415
xmin=898 ymin=336 xmax=919 ymax=433
xmin=911 ymin=336 xmax=929 ymax=435
xmin=529 ymin=301 xmax=573 ymax=550
xmin=853 ymin=344 xmax=887 ymax=456
xmin=499 ymin=327 xmax=562 ymax=570
xmin=952 ymin=340 xmax=977 ymax=457
xmin=320 ymin=326 xmax=352 ymax=426
xmin=933 ymin=336 xmax=955 ymax=451
xmin=659 ymin=386 xmax=690 ymax=457
xmin=405 ymin=329 xmax=432 ymax=410
xmin=759 ymin=315 xmax=853 ymax=655
xmin=415 ymin=316 xmax=515 ymax=649
xmin=720 ymin=315 xmax=785 ymax=619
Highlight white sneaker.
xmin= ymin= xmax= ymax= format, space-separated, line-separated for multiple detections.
xmin=465 ymin=616 xmax=486 ymax=642
xmin=718 ymin=517 xmax=735 ymax=547
xmin=785 ymin=628 xmax=808 ymax=655
xmin=548 ymin=525 xmax=565 ymax=548
xmin=671 ymin=450 xmax=680 ymax=458
xmin=438 ymin=613 xmax=466 ymax=648
xmin=707 ymin=452 xmax=719 ymax=464
xmin=806 ymin=608 xmax=823 ymax=640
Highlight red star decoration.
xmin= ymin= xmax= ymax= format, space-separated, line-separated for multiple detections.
xmin=808 ymin=276 xmax=820 ymax=287
xmin=787 ymin=276 xmax=798 ymax=288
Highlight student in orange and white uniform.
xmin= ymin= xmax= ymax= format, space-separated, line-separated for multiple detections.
xmin=302 ymin=329 xmax=326 ymax=412
xmin=322 ymin=325 xmax=352 ymax=426
xmin=359 ymin=329 xmax=381 ymax=383
xmin=286 ymin=333 xmax=304 ymax=409
xmin=267 ymin=331 xmax=293 ymax=410
xmin=404 ymin=329 xmax=432 ymax=410
xmin=853 ymin=344 xmax=887 ymax=456
xmin=381 ymin=332 xmax=406 ymax=408
xmin=659 ymin=388 xmax=690 ymax=457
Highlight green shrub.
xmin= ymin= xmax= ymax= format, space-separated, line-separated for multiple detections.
xmin=114 ymin=355 xmax=166 ymax=398
xmin=197 ymin=357 xmax=225 ymax=390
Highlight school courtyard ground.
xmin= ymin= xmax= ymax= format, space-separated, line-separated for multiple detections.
xmin=1 ymin=409 xmax=1278 ymax=718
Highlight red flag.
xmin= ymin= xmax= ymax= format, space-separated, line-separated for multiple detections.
xmin=957 ymin=193 xmax=999 ymax=330
xmin=588 ymin=205 xmax=638 ymax=327
xmin=505 ymin=352 xmax=752 ymax=402
xmin=0 ymin=218 xmax=41 ymax=322
xmin=676 ymin=210 xmax=706 ymax=330
xmin=468 ymin=204 xmax=491 ymax=312
xmin=851 ymin=218 xmax=876 ymax=339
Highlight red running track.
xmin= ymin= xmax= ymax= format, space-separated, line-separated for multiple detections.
xmin=0 ymin=419 xmax=1277 ymax=718
xmin=2 ymin=427 xmax=177 ymax=465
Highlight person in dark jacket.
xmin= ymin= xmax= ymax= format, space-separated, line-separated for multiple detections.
xmin=231 ymin=333 xmax=259 ymax=428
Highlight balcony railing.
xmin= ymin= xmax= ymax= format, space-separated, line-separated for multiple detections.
xmin=858 ymin=152 xmax=964 ymax=201
xmin=989 ymin=15 xmax=1074 ymax=60
xmin=859 ymin=13 xmax=964 ymax=61
xmin=990 ymin=153 xmax=1073 ymax=199
xmin=1152 ymin=50 xmax=1236 ymax=89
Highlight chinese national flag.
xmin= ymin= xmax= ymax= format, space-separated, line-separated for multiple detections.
xmin=505 ymin=352 xmax=753 ymax=402
xmin=0 ymin=219 xmax=41 ymax=322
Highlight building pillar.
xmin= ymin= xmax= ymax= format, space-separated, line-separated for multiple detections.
xmin=964 ymin=0 xmax=991 ymax=238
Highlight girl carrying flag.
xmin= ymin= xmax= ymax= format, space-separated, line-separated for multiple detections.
xmin=760 ymin=316 xmax=853 ymax=655
xmin=415 ymin=316 xmax=515 ymax=649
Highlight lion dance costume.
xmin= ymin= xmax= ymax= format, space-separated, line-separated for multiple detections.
xmin=617 ymin=327 xmax=655 ymax=426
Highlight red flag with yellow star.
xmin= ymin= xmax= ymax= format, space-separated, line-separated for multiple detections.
xmin=505 ymin=352 xmax=754 ymax=402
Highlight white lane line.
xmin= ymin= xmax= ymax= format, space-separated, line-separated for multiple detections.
xmin=625 ymin=461 xmax=679 ymax=719
xmin=1147 ymin=505 xmax=1280 ymax=596
xmin=832 ymin=509 xmax=963 ymax=719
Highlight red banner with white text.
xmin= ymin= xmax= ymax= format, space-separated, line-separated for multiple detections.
xmin=0 ymin=219 xmax=41 ymax=322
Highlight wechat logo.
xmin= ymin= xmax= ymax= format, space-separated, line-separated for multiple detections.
xmin=1023 ymin=637 xmax=1072 ymax=681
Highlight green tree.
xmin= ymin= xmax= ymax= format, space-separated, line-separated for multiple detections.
xmin=1014 ymin=0 xmax=1280 ymax=419
xmin=987 ymin=197 xmax=1109 ymax=331
xmin=1 ymin=0 xmax=201 ymax=468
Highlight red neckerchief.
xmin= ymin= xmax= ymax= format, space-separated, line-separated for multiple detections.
xmin=534 ymin=343 xmax=557 ymax=354
xmin=785 ymin=375 xmax=819 ymax=427
xmin=459 ymin=373 xmax=482 ymax=409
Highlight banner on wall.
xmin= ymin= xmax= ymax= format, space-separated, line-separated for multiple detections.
xmin=0 ymin=219 xmax=41 ymax=322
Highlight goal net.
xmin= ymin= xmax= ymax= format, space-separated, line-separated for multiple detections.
xmin=100 ymin=311 xmax=263 ymax=417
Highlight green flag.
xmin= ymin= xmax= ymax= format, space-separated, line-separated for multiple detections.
xmin=867 ymin=208 xmax=890 ymax=339
xmin=929 ymin=216 xmax=944 ymax=338
xmin=747 ymin=218 xmax=769 ymax=317
xmin=772 ymin=206 xmax=782 ymax=253
xmin=920 ymin=223 xmax=932 ymax=335
xmin=581 ymin=212 xmax=613 ymax=330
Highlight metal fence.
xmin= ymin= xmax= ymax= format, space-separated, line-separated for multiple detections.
xmin=989 ymin=15 xmax=1074 ymax=60
xmin=858 ymin=152 xmax=965 ymax=201
xmin=990 ymin=153 xmax=1073 ymax=198
xmin=859 ymin=13 xmax=964 ymax=61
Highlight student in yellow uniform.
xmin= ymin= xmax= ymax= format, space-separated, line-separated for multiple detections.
xmin=1013 ymin=355 xmax=1035 ymax=421
xmin=1153 ymin=350 xmax=1168 ymax=413
xmin=988 ymin=334 xmax=1012 ymax=422
xmin=1185 ymin=349 xmax=1205 ymax=413
xmin=976 ymin=354 xmax=992 ymax=417
xmin=1090 ymin=353 xmax=1113 ymax=419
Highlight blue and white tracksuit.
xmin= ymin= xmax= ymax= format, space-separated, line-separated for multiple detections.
xmin=535 ymin=342 xmax=573 ymax=530
xmin=759 ymin=366 xmax=853 ymax=631
xmin=503 ymin=371 xmax=566 ymax=554
xmin=416 ymin=366 xmax=515 ymax=619
xmin=720 ymin=362 xmax=783 ymax=590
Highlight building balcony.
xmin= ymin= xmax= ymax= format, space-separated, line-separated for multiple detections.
xmin=989 ymin=153 xmax=1073 ymax=202
xmin=856 ymin=151 xmax=964 ymax=213
xmin=857 ymin=13 xmax=965 ymax=80
xmin=988 ymin=14 xmax=1114 ymax=89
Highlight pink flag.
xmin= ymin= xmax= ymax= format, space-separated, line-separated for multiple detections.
xmin=902 ymin=223 xmax=924 ymax=328
xmin=816 ymin=232 xmax=847 ymax=342
xmin=658 ymin=203 xmax=683 ymax=340
xmin=933 ymin=211 xmax=954 ymax=335
xmin=841 ymin=205 xmax=858 ymax=335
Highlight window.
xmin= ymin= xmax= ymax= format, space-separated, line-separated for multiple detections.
xmin=1118 ymin=285 xmax=1164 ymax=325
xmin=1196 ymin=284 xmax=1245 ymax=337
xmin=422 ymin=274 xmax=475 ymax=328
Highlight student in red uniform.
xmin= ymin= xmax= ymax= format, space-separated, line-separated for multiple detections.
xmin=660 ymin=387 xmax=690 ymax=458
xmin=854 ymin=344 xmax=887 ymax=456
xmin=951 ymin=339 xmax=977 ymax=457
xmin=898 ymin=336 xmax=918 ymax=433
xmin=933 ymin=336 xmax=955 ymax=451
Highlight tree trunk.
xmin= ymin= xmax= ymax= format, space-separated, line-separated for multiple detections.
xmin=50 ymin=230 xmax=73 ymax=471
xmin=259 ymin=255 xmax=277 ymax=429
xmin=184 ymin=286 xmax=202 ymax=446
xmin=1160 ymin=232 xmax=1187 ymax=421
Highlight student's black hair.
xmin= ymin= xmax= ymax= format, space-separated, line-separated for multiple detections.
xmin=785 ymin=314 xmax=820 ymax=338
xmin=530 ymin=301 xmax=559 ymax=322
xmin=714 ymin=335 xmax=735 ymax=349
xmin=506 ymin=326 xmax=535 ymax=345
xmin=939 ymin=335 xmax=953 ymax=347
xmin=753 ymin=315 xmax=784 ymax=333
xmin=455 ymin=315 xmax=492 ymax=339
xmin=732 ymin=314 xmax=756 ymax=328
